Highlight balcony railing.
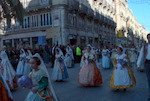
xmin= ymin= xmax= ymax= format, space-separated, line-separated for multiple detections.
xmin=4 ymin=24 xmax=52 ymax=34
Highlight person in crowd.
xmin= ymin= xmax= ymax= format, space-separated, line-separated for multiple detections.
xmin=0 ymin=46 xmax=17 ymax=90
xmin=110 ymin=46 xmax=136 ymax=91
xmin=25 ymin=48 xmax=33 ymax=69
xmin=109 ymin=44 xmax=115 ymax=68
xmin=110 ymin=48 xmax=117 ymax=68
xmin=95 ymin=46 xmax=101 ymax=68
xmin=47 ymin=45 xmax=53 ymax=66
xmin=16 ymin=49 xmax=27 ymax=76
xmin=16 ymin=49 xmax=32 ymax=76
xmin=137 ymin=42 xmax=147 ymax=72
xmin=60 ymin=45 xmax=66 ymax=56
xmin=33 ymin=45 xmax=41 ymax=56
xmin=79 ymin=45 xmax=102 ymax=87
xmin=64 ymin=45 xmax=74 ymax=68
xmin=51 ymin=48 xmax=69 ymax=82
xmin=101 ymin=46 xmax=110 ymax=69
xmin=128 ymin=48 xmax=138 ymax=68
xmin=51 ymin=45 xmax=58 ymax=68
xmin=43 ymin=45 xmax=51 ymax=65
xmin=10 ymin=47 xmax=19 ymax=71
xmin=25 ymin=56 xmax=58 ymax=101
xmin=137 ymin=33 xmax=150 ymax=100
xmin=75 ymin=45 xmax=82 ymax=63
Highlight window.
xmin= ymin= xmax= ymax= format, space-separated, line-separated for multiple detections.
xmin=31 ymin=16 xmax=34 ymax=27
xmin=40 ymin=14 xmax=43 ymax=26
xmin=46 ymin=13 xmax=49 ymax=25
xmin=27 ymin=17 xmax=30 ymax=27
xmin=30 ymin=15 xmax=39 ymax=27
xmin=73 ymin=16 xmax=76 ymax=27
xmin=23 ymin=16 xmax=30 ymax=28
xmin=49 ymin=13 xmax=52 ymax=25
xmin=36 ymin=15 xmax=39 ymax=26
xmin=24 ymin=18 xmax=27 ymax=28
xmin=68 ymin=14 xmax=73 ymax=26
xmin=33 ymin=15 xmax=36 ymax=27
xmin=43 ymin=14 xmax=46 ymax=26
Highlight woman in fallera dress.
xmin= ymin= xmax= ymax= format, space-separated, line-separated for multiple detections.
xmin=52 ymin=48 xmax=69 ymax=81
xmin=25 ymin=56 xmax=58 ymax=101
xmin=0 ymin=47 xmax=17 ymax=90
xmin=79 ymin=45 xmax=102 ymax=87
xmin=16 ymin=49 xmax=31 ymax=76
xmin=64 ymin=46 xmax=74 ymax=68
xmin=102 ymin=46 xmax=110 ymax=69
xmin=110 ymin=46 xmax=136 ymax=91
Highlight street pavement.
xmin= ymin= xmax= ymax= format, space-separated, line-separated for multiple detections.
xmin=12 ymin=64 xmax=149 ymax=101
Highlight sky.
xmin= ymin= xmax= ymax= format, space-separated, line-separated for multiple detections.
xmin=128 ymin=1 xmax=150 ymax=32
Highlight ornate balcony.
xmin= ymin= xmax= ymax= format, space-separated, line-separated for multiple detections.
xmin=4 ymin=24 xmax=52 ymax=35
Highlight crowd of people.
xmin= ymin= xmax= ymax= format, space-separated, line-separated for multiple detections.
xmin=0 ymin=34 xmax=150 ymax=101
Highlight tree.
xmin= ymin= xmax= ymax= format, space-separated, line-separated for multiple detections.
xmin=0 ymin=0 xmax=24 ymax=28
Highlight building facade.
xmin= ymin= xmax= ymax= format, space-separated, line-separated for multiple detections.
xmin=115 ymin=0 xmax=148 ymax=47
xmin=2 ymin=0 xmax=148 ymax=48
xmin=2 ymin=0 xmax=116 ymax=48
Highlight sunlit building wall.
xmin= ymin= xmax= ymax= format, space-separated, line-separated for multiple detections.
xmin=2 ymin=0 xmax=116 ymax=48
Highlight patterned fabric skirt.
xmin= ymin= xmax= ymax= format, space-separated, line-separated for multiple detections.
xmin=110 ymin=67 xmax=136 ymax=89
xmin=102 ymin=56 xmax=110 ymax=69
xmin=79 ymin=61 xmax=103 ymax=87
xmin=0 ymin=80 xmax=13 ymax=101
xmin=52 ymin=60 xmax=69 ymax=81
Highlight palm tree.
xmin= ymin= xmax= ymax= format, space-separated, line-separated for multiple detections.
xmin=0 ymin=0 xmax=24 ymax=28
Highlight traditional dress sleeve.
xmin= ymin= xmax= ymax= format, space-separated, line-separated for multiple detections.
xmin=31 ymin=69 xmax=48 ymax=92
xmin=37 ymin=77 xmax=48 ymax=92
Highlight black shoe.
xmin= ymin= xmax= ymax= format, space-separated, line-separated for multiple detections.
xmin=123 ymin=89 xmax=127 ymax=91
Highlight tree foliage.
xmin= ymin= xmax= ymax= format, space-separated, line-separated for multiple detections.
xmin=0 ymin=0 xmax=24 ymax=27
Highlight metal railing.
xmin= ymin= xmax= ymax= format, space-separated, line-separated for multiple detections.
xmin=4 ymin=24 xmax=52 ymax=34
